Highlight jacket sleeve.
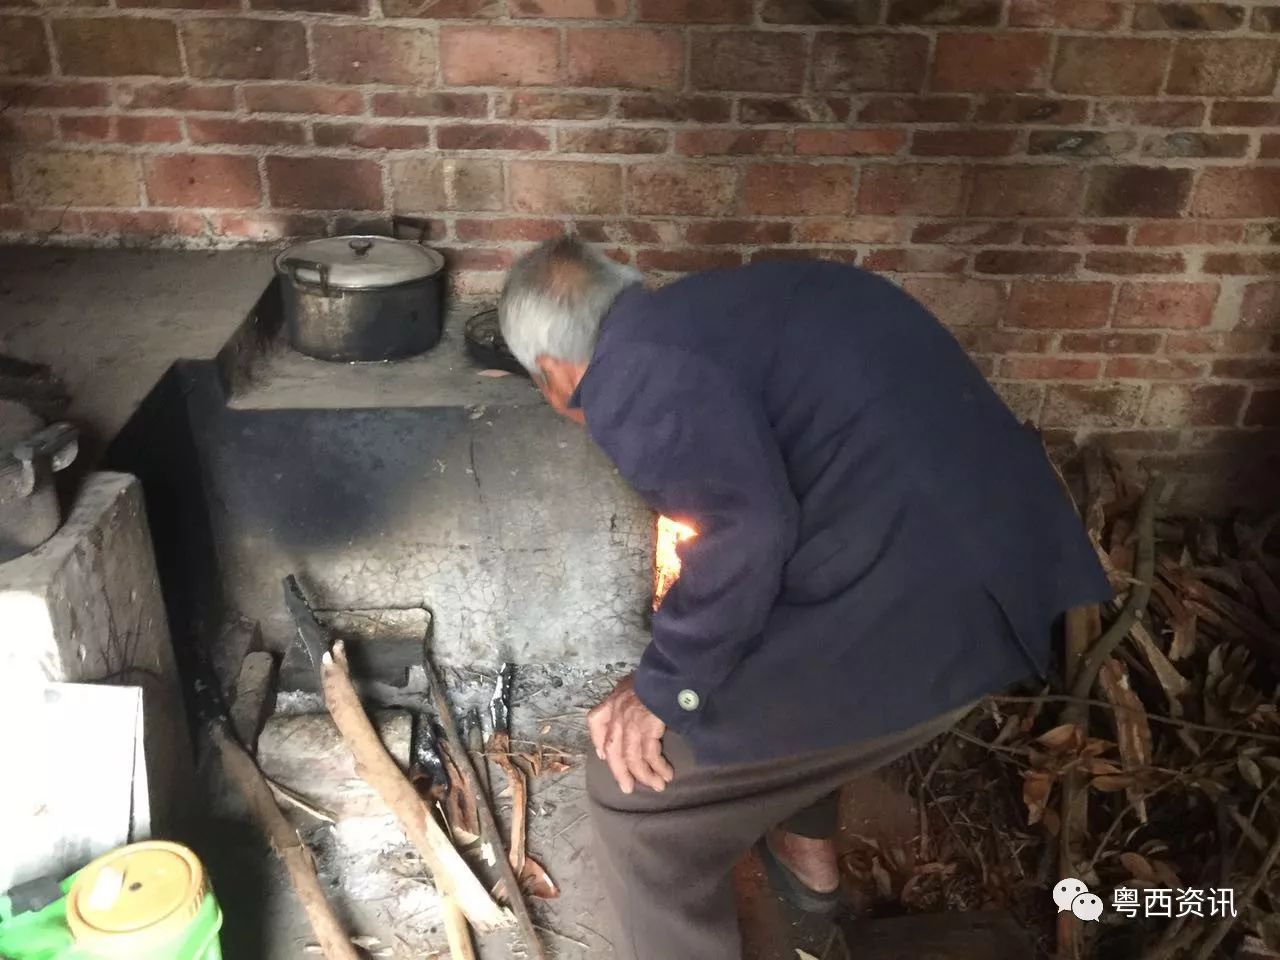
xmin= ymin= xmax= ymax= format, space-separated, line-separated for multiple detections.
xmin=579 ymin=343 xmax=799 ymax=733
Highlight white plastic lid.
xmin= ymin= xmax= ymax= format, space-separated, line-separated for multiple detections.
xmin=276 ymin=235 xmax=444 ymax=290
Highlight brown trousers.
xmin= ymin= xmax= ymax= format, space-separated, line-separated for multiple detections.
xmin=585 ymin=706 xmax=971 ymax=960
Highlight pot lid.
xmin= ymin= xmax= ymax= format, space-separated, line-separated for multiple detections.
xmin=276 ymin=235 xmax=444 ymax=290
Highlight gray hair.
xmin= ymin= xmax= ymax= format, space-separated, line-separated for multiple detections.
xmin=498 ymin=236 xmax=641 ymax=375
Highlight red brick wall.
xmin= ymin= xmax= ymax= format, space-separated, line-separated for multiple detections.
xmin=1 ymin=1 xmax=1278 ymax=504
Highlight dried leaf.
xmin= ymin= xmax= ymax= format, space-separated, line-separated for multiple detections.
xmin=477 ymin=369 xmax=512 ymax=378
xmin=1099 ymin=658 xmax=1153 ymax=823
xmin=1038 ymin=724 xmax=1084 ymax=752
xmin=1091 ymin=775 xmax=1136 ymax=793
xmin=871 ymin=858 xmax=893 ymax=899
xmin=519 ymin=854 xmax=558 ymax=900
xmin=1023 ymin=770 xmax=1054 ymax=825
xmin=1239 ymin=756 xmax=1265 ymax=790
xmin=1121 ymin=852 xmax=1156 ymax=884
xmin=439 ymin=741 xmax=480 ymax=844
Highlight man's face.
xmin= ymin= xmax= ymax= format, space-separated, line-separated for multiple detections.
xmin=535 ymin=356 xmax=588 ymax=425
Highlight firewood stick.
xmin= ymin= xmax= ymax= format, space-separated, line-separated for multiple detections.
xmin=423 ymin=650 xmax=549 ymax=960
xmin=318 ymin=642 xmax=509 ymax=933
xmin=441 ymin=898 xmax=478 ymax=960
xmin=210 ymin=723 xmax=361 ymax=960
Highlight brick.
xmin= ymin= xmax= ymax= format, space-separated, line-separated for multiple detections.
xmin=575 ymin=219 xmax=679 ymax=243
xmin=0 ymin=80 xmax=108 ymax=109
xmin=374 ymin=92 xmax=487 ymax=118
xmin=0 ymin=209 xmax=86 ymax=234
xmin=266 ymin=156 xmax=382 ymax=210
xmin=797 ymin=129 xmax=906 ymax=156
xmin=955 ymin=330 xmax=1051 ymax=353
xmin=455 ymin=219 xmax=561 ymax=242
xmin=1245 ymin=390 xmax=1280 ymax=427
xmin=81 ymin=211 xmax=205 ymax=236
xmin=244 ymin=84 xmax=360 ymax=116
xmin=968 ymin=166 xmax=1082 ymax=217
xmin=976 ymin=250 xmax=1078 ymax=275
xmin=0 ymin=115 xmax=56 ymax=143
xmin=934 ymin=33 xmax=1052 ymax=92
xmin=863 ymin=248 xmax=966 ymax=273
xmin=902 ymin=277 xmax=1006 ymax=327
xmin=638 ymin=0 xmax=751 ymax=20
xmin=1002 ymin=357 xmax=1101 ymax=379
xmin=58 ymin=116 xmax=112 ymax=141
xmin=313 ymin=25 xmax=435 ymax=86
xmin=1255 ymin=7 xmax=1280 ymax=31
xmin=751 ymin=248 xmax=861 ymax=264
xmin=1191 ymin=169 xmax=1280 ymax=218
xmin=1028 ymin=131 xmax=1137 ymax=158
xmin=619 ymin=94 xmax=731 ymax=123
xmin=1115 ymin=282 xmax=1218 ymax=329
xmin=512 ymin=0 xmax=625 ymax=15
xmin=1043 ymin=385 xmax=1144 ymax=427
xmin=391 ymin=157 xmax=504 ymax=212
xmin=146 ymin=154 xmax=259 ymax=207
xmin=1142 ymin=132 xmax=1249 ymax=159
xmin=745 ymin=163 xmax=855 ymax=215
xmin=436 ymin=123 xmax=549 ymax=151
xmin=1242 ymin=283 xmax=1280 ymax=329
xmin=208 ymin=212 xmax=326 ymax=241
xmin=813 ymin=33 xmax=930 ymax=92
xmin=860 ymin=96 xmax=971 ymax=123
xmin=629 ymin=162 xmax=738 ymax=215
xmin=1086 ymin=252 xmax=1185 ymax=275
xmin=1084 ymin=167 xmax=1191 ymax=218
xmin=1096 ymin=100 xmax=1205 ymax=127
xmin=1134 ymin=223 xmax=1242 ymax=246
xmin=1213 ymin=358 xmax=1280 ymax=379
xmin=1204 ymin=253 xmax=1280 ymax=275
xmin=249 ymin=0 xmax=364 ymax=12
xmin=858 ymin=164 xmax=967 ymax=216
xmin=314 ymin=122 xmax=431 ymax=149
xmin=182 ymin=20 xmax=306 ymax=80
xmin=888 ymin=0 xmax=999 ymax=23
xmin=677 ymin=129 xmax=790 ymax=156
xmin=1244 ymin=223 xmax=1280 ymax=246
xmin=636 ymin=249 xmax=744 ymax=272
xmin=740 ymin=98 xmax=852 ymax=124
xmin=1009 ymin=0 xmax=1127 ymax=29
xmin=1060 ymin=332 xmax=1162 ymax=353
xmin=54 ymin=18 xmax=181 ymax=77
xmin=118 ymin=82 xmax=235 ymax=112
xmin=496 ymin=92 xmax=607 ymax=120
xmin=1108 ymin=358 xmax=1203 ymax=380
xmin=1144 ymin=385 xmax=1247 ymax=427
xmin=1008 ymin=281 xmax=1113 ymax=329
xmin=1262 ymin=135 xmax=1280 ymax=159
xmin=114 ymin=116 xmax=183 ymax=143
xmin=436 ymin=246 xmax=514 ymax=273
xmin=190 ymin=118 xmax=306 ymax=145
xmin=381 ymin=0 xmax=500 ymax=16
xmin=1210 ymin=101 xmax=1280 ymax=126
xmin=914 ymin=221 xmax=1019 ymax=244
xmin=992 ymin=382 xmax=1045 ymax=421
xmin=1168 ymin=40 xmax=1280 ymax=96
xmin=559 ymin=128 xmax=668 ymax=154
xmin=567 ymin=28 xmax=683 ymax=90
xmin=1165 ymin=333 xmax=1219 ymax=354
xmin=0 ymin=17 xmax=49 ymax=76
xmin=685 ymin=221 xmax=792 ymax=245
xmin=511 ymin=160 xmax=621 ymax=214
xmin=13 ymin=151 xmax=138 ymax=206
xmin=912 ymin=129 xmax=1018 ymax=156
xmin=973 ymin=95 xmax=1089 ymax=125
xmin=1134 ymin=3 xmax=1245 ymax=30
xmin=797 ymin=218 xmax=909 ymax=244
xmin=440 ymin=27 xmax=558 ymax=87
xmin=1053 ymin=39 xmax=1171 ymax=95
xmin=691 ymin=32 xmax=806 ymax=93
xmin=759 ymin=0 xmax=881 ymax=23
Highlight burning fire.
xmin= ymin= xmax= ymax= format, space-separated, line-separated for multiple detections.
xmin=654 ymin=515 xmax=697 ymax=611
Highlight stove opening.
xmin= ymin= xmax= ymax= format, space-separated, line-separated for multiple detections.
xmin=653 ymin=515 xmax=696 ymax=611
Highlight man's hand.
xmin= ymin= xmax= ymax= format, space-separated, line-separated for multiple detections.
xmin=587 ymin=674 xmax=675 ymax=794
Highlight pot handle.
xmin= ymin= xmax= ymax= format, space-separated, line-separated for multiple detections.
xmin=282 ymin=257 xmax=332 ymax=296
xmin=391 ymin=215 xmax=431 ymax=245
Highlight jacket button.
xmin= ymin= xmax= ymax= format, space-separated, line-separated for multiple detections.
xmin=677 ymin=689 xmax=700 ymax=712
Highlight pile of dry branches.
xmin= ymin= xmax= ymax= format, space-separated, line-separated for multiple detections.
xmin=851 ymin=450 xmax=1280 ymax=960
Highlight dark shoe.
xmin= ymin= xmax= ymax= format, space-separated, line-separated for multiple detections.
xmin=754 ymin=838 xmax=841 ymax=916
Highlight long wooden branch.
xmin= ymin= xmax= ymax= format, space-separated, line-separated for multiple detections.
xmin=319 ymin=642 xmax=509 ymax=932
xmin=211 ymin=722 xmax=361 ymax=960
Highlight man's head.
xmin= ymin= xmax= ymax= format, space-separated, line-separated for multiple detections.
xmin=499 ymin=236 xmax=641 ymax=423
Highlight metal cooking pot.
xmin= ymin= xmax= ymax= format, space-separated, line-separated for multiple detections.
xmin=0 ymin=399 xmax=77 ymax=564
xmin=275 ymin=217 xmax=446 ymax=362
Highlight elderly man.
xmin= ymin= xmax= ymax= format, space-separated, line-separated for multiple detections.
xmin=498 ymin=237 xmax=1109 ymax=960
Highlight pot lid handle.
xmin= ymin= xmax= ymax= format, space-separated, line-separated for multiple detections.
xmin=349 ymin=238 xmax=374 ymax=256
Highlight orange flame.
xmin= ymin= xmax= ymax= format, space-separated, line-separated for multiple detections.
xmin=654 ymin=515 xmax=697 ymax=611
